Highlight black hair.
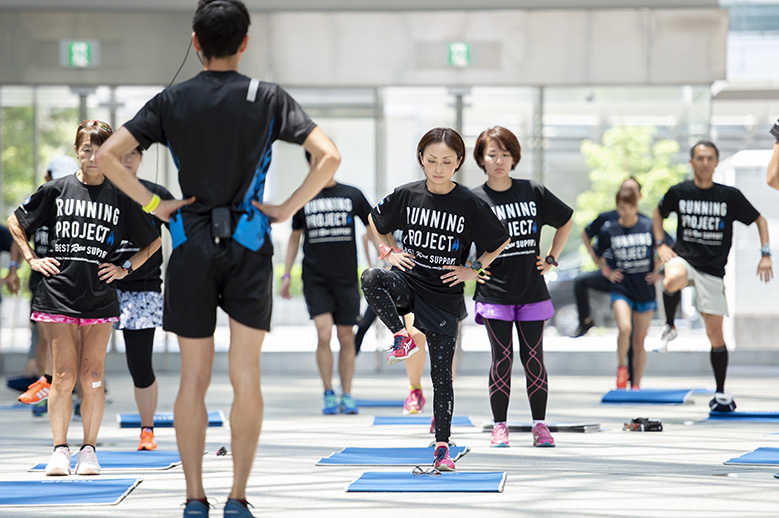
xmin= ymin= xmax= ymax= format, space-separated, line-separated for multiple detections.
xmin=192 ymin=0 xmax=251 ymax=59
xmin=690 ymin=140 xmax=719 ymax=160
xmin=417 ymin=127 xmax=466 ymax=172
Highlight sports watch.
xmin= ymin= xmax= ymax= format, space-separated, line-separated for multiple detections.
xmin=545 ymin=255 xmax=558 ymax=267
xmin=761 ymin=244 xmax=771 ymax=257
xmin=471 ymin=260 xmax=487 ymax=278
xmin=121 ymin=260 xmax=134 ymax=276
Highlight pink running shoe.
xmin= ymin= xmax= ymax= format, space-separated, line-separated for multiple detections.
xmin=532 ymin=423 xmax=555 ymax=447
xmin=387 ymin=333 xmax=418 ymax=365
xmin=490 ymin=422 xmax=509 ymax=447
xmin=403 ymin=387 xmax=425 ymax=415
xmin=433 ymin=445 xmax=455 ymax=471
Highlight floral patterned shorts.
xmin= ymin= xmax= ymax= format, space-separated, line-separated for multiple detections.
xmin=114 ymin=290 xmax=164 ymax=330
xmin=31 ymin=312 xmax=119 ymax=327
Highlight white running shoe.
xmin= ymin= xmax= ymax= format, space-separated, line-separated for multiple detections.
xmin=658 ymin=324 xmax=677 ymax=353
xmin=75 ymin=445 xmax=101 ymax=475
xmin=44 ymin=446 xmax=71 ymax=476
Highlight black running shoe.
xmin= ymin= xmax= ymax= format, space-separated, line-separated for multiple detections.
xmin=571 ymin=320 xmax=595 ymax=338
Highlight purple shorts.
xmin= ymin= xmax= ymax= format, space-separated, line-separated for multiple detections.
xmin=474 ymin=300 xmax=555 ymax=324
xmin=32 ymin=311 xmax=119 ymax=327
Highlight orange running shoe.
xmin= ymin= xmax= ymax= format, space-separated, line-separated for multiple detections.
xmin=616 ymin=366 xmax=629 ymax=389
xmin=138 ymin=427 xmax=157 ymax=451
xmin=18 ymin=376 xmax=50 ymax=405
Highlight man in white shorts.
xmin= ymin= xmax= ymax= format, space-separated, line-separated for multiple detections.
xmin=653 ymin=141 xmax=773 ymax=412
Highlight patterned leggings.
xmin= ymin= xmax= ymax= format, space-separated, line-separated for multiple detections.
xmin=483 ymin=318 xmax=547 ymax=422
xmin=361 ymin=268 xmax=457 ymax=443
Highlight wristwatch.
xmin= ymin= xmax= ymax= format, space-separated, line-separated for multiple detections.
xmin=470 ymin=260 xmax=487 ymax=278
xmin=545 ymin=255 xmax=558 ymax=267
xmin=121 ymin=260 xmax=134 ymax=276
xmin=761 ymin=244 xmax=771 ymax=257
xmin=655 ymin=239 xmax=666 ymax=247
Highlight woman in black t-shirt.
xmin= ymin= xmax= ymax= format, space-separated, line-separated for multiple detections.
xmin=361 ymin=127 xmax=510 ymax=471
xmin=471 ymin=127 xmax=572 ymax=449
xmin=8 ymin=120 xmax=160 ymax=477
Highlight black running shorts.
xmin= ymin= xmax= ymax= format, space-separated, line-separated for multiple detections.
xmin=302 ymin=274 xmax=360 ymax=326
xmin=163 ymin=234 xmax=273 ymax=338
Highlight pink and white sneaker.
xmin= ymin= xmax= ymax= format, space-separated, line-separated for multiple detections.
xmin=403 ymin=387 xmax=425 ymax=415
xmin=532 ymin=423 xmax=555 ymax=447
xmin=433 ymin=445 xmax=455 ymax=471
xmin=387 ymin=333 xmax=418 ymax=365
xmin=490 ymin=422 xmax=509 ymax=448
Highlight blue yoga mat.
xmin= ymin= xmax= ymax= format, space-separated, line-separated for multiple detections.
xmin=0 ymin=403 xmax=28 ymax=411
xmin=354 ymin=399 xmax=404 ymax=408
xmin=317 ymin=446 xmax=469 ymax=465
xmin=601 ymin=389 xmax=693 ymax=404
xmin=724 ymin=447 xmax=779 ymax=466
xmin=117 ymin=410 xmax=224 ymax=428
xmin=30 ymin=450 xmax=181 ymax=472
xmin=347 ymin=471 xmax=506 ymax=492
xmin=708 ymin=411 xmax=779 ymax=422
xmin=0 ymin=479 xmax=140 ymax=506
xmin=373 ymin=416 xmax=473 ymax=427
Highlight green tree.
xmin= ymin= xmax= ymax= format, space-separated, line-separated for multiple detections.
xmin=575 ymin=126 xmax=687 ymax=269
xmin=2 ymin=103 xmax=76 ymax=296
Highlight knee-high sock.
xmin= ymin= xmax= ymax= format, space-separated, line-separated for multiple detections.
xmin=663 ymin=289 xmax=681 ymax=327
xmin=710 ymin=345 xmax=728 ymax=393
xmin=484 ymin=319 xmax=514 ymax=423
xmin=516 ymin=320 xmax=548 ymax=421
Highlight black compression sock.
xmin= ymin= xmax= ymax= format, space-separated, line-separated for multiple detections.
xmin=662 ymin=290 xmax=681 ymax=327
xmin=710 ymin=346 xmax=728 ymax=393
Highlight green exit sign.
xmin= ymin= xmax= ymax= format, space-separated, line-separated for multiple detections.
xmin=60 ymin=39 xmax=101 ymax=68
xmin=448 ymin=42 xmax=470 ymax=68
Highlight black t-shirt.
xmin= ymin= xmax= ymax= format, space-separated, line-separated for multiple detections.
xmin=14 ymin=175 xmax=158 ymax=318
xmin=594 ymin=215 xmax=656 ymax=303
xmin=113 ymin=180 xmax=174 ymax=293
xmin=658 ymin=180 xmax=760 ymax=277
xmin=124 ymin=71 xmax=317 ymax=253
xmin=28 ymin=226 xmax=49 ymax=293
xmin=291 ymin=183 xmax=371 ymax=283
xmin=371 ymin=180 xmax=509 ymax=317
xmin=472 ymin=179 xmax=572 ymax=305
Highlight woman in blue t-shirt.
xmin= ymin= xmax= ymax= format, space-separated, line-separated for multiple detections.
xmin=594 ymin=187 xmax=660 ymax=390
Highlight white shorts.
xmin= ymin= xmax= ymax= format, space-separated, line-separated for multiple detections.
xmin=668 ymin=256 xmax=728 ymax=316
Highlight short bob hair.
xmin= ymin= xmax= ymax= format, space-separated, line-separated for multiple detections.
xmin=473 ymin=126 xmax=521 ymax=173
xmin=416 ymin=127 xmax=466 ymax=172
xmin=193 ymin=0 xmax=251 ymax=59
xmin=616 ymin=186 xmax=639 ymax=207
xmin=74 ymin=120 xmax=113 ymax=149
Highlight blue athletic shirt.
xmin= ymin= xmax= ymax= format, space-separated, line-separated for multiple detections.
xmin=594 ymin=215 xmax=656 ymax=303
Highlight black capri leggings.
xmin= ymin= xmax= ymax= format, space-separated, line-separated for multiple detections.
xmin=361 ymin=268 xmax=457 ymax=443
xmin=123 ymin=328 xmax=156 ymax=389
